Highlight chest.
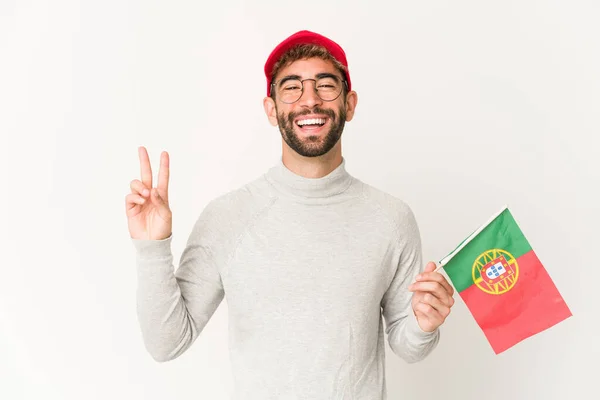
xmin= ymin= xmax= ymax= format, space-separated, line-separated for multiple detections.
xmin=220 ymin=207 xmax=398 ymax=322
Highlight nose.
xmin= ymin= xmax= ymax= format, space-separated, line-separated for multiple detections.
xmin=297 ymin=80 xmax=323 ymax=108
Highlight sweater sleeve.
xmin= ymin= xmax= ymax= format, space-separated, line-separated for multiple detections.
xmin=380 ymin=205 xmax=440 ymax=363
xmin=132 ymin=202 xmax=226 ymax=362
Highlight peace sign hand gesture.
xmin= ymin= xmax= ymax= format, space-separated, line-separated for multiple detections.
xmin=125 ymin=146 xmax=172 ymax=240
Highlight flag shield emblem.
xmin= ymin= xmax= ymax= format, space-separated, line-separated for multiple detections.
xmin=473 ymin=249 xmax=519 ymax=295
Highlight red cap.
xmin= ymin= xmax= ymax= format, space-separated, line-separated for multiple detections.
xmin=264 ymin=30 xmax=351 ymax=97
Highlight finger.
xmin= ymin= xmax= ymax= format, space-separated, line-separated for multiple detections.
xmin=130 ymin=179 xmax=150 ymax=197
xmin=414 ymin=310 xmax=427 ymax=321
xmin=410 ymin=281 xmax=454 ymax=306
xmin=138 ymin=146 xmax=153 ymax=188
xmin=409 ymin=282 xmax=454 ymax=306
xmin=125 ymin=193 xmax=145 ymax=216
xmin=126 ymin=193 xmax=146 ymax=207
xmin=157 ymin=151 xmax=169 ymax=194
xmin=413 ymin=301 xmax=444 ymax=322
xmin=126 ymin=204 xmax=141 ymax=218
xmin=420 ymin=293 xmax=452 ymax=318
xmin=414 ymin=309 xmax=443 ymax=332
xmin=416 ymin=271 xmax=455 ymax=296
xmin=150 ymin=188 xmax=171 ymax=220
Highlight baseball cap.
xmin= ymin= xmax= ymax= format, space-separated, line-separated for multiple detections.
xmin=264 ymin=30 xmax=351 ymax=97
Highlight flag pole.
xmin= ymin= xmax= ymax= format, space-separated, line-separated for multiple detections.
xmin=434 ymin=204 xmax=509 ymax=273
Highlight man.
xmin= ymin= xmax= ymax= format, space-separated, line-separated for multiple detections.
xmin=126 ymin=30 xmax=455 ymax=399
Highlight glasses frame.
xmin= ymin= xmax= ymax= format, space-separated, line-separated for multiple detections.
xmin=271 ymin=75 xmax=348 ymax=104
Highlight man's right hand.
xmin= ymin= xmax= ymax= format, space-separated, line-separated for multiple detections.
xmin=126 ymin=146 xmax=172 ymax=240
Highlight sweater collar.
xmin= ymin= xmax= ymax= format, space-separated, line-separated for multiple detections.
xmin=265 ymin=157 xmax=354 ymax=199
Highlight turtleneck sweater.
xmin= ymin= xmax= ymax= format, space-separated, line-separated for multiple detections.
xmin=132 ymin=157 xmax=440 ymax=400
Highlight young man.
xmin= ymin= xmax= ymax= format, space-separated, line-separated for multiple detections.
xmin=126 ymin=30 xmax=455 ymax=399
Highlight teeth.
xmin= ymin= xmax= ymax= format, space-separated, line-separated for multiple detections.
xmin=297 ymin=118 xmax=325 ymax=126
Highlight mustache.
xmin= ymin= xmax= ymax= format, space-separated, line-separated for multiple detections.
xmin=286 ymin=107 xmax=336 ymax=124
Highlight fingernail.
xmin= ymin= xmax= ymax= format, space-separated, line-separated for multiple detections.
xmin=143 ymin=189 xmax=149 ymax=197
xmin=416 ymin=274 xmax=422 ymax=280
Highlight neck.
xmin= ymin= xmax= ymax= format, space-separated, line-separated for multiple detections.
xmin=265 ymin=150 xmax=353 ymax=201
xmin=281 ymin=142 xmax=343 ymax=178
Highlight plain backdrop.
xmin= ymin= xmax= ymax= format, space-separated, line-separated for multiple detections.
xmin=1 ymin=1 xmax=598 ymax=399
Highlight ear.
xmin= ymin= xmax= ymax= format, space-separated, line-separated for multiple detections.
xmin=263 ymin=96 xmax=278 ymax=126
xmin=344 ymin=90 xmax=358 ymax=122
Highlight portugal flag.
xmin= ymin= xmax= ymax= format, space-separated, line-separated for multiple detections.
xmin=439 ymin=206 xmax=572 ymax=354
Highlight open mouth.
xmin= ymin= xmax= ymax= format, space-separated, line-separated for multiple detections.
xmin=295 ymin=117 xmax=328 ymax=134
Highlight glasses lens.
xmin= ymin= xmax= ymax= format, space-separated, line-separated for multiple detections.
xmin=278 ymin=79 xmax=303 ymax=104
xmin=315 ymin=77 xmax=343 ymax=101
xmin=276 ymin=77 xmax=344 ymax=103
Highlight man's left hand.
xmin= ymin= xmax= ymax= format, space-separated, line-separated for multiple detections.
xmin=408 ymin=261 xmax=455 ymax=332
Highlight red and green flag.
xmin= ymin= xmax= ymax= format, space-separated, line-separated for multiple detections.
xmin=439 ymin=206 xmax=572 ymax=354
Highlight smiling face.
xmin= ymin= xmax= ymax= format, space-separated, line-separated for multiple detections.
xmin=264 ymin=57 xmax=357 ymax=159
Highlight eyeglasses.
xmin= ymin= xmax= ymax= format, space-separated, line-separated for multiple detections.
xmin=271 ymin=75 xmax=347 ymax=104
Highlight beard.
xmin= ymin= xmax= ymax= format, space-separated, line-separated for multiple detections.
xmin=276 ymin=104 xmax=347 ymax=158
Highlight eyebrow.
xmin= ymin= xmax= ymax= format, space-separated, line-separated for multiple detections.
xmin=277 ymin=72 xmax=343 ymax=86
xmin=315 ymin=72 xmax=342 ymax=81
xmin=278 ymin=74 xmax=302 ymax=85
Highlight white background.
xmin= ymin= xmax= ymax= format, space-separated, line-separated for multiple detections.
xmin=1 ymin=0 xmax=598 ymax=399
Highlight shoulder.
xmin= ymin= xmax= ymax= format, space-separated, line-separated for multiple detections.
xmin=192 ymin=173 xmax=276 ymax=234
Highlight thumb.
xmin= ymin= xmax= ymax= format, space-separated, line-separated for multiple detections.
xmin=424 ymin=261 xmax=437 ymax=273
